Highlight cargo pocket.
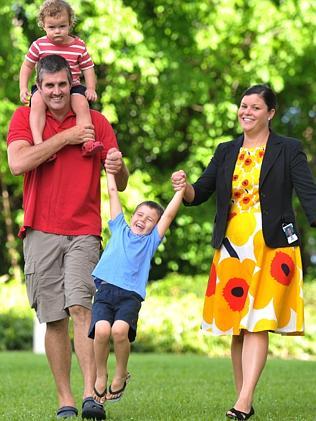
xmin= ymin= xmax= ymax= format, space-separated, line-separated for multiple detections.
xmin=24 ymin=260 xmax=38 ymax=310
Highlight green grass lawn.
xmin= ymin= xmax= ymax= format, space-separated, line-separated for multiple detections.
xmin=0 ymin=352 xmax=315 ymax=420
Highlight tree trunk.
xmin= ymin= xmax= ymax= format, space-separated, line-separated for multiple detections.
xmin=0 ymin=172 xmax=23 ymax=283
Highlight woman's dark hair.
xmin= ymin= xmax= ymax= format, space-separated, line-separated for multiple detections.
xmin=241 ymin=84 xmax=277 ymax=111
xmin=134 ymin=201 xmax=164 ymax=221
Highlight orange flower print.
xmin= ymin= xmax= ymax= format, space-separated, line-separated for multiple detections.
xmin=255 ymin=148 xmax=265 ymax=160
xmin=203 ymin=253 xmax=220 ymax=324
xmin=242 ymin=156 xmax=256 ymax=172
xmin=205 ymin=256 xmax=255 ymax=333
xmin=223 ymin=277 xmax=249 ymax=311
xmin=239 ymin=194 xmax=256 ymax=211
xmin=233 ymin=189 xmax=243 ymax=200
xmin=206 ymin=263 xmax=216 ymax=297
xmin=228 ymin=211 xmax=237 ymax=221
xmin=271 ymin=252 xmax=295 ymax=286
xmin=242 ymin=179 xmax=249 ymax=187
xmin=233 ymin=174 xmax=239 ymax=181
xmin=239 ymin=152 xmax=245 ymax=161
xmin=242 ymin=195 xmax=251 ymax=205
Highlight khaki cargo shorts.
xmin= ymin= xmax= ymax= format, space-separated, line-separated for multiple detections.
xmin=23 ymin=229 xmax=101 ymax=323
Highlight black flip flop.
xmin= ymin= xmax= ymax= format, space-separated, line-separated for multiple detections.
xmin=226 ymin=406 xmax=255 ymax=420
xmin=93 ymin=386 xmax=107 ymax=403
xmin=107 ymin=372 xmax=131 ymax=403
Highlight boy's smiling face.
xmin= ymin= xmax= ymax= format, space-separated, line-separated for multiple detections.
xmin=130 ymin=205 xmax=160 ymax=235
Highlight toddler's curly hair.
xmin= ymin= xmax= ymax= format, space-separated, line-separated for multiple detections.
xmin=37 ymin=0 xmax=76 ymax=29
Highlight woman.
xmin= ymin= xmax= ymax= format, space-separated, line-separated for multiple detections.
xmin=172 ymin=85 xmax=316 ymax=420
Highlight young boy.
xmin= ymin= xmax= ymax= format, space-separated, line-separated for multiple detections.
xmin=88 ymin=150 xmax=184 ymax=406
xmin=19 ymin=0 xmax=103 ymax=158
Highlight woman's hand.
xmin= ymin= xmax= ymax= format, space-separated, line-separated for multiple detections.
xmin=171 ymin=170 xmax=187 ymax=191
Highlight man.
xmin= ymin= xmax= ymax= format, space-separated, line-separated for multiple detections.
xmin=7 ymin=55 xmax=128 ymax=420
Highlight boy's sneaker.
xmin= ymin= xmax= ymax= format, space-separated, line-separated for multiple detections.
xmin=82 ymin=140 xmax=104 ymax=157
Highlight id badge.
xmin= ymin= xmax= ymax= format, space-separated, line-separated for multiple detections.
xmin=282 ymin=223 xmax=298 ymax=244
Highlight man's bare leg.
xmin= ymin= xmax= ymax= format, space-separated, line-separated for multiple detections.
xmin=45 ymin=317 xmax=75 ymax=408
xmin=69 ymin=305 xmax=96 ymax=399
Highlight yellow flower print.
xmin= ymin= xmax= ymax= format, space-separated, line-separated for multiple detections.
xmin=207 ymin=257 xmax=256 ymax=333
xmin=251 ymin=230 xmax=303 ymax=330
xmin=226 ymin=212 xmax=256 ymax=246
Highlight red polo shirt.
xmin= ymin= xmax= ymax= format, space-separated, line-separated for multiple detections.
xmin=7 ymin=107 xmax=118 ymax=238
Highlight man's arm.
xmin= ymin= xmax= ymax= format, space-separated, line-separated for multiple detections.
xmin=8 ymin=125 xmax=95 ymax=175
xmin=157 ymin=189 xmax=184 ymax=238
xmin=107 ymin=172 xmax=122 ymax=220
xmin=104 ymin=148 xmax=129 ymax=191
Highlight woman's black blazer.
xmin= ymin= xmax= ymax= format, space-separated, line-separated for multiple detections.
xmin=186 ymin=131 xmax=316 ymax=249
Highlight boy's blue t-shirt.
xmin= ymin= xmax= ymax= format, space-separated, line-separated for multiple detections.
xmin=92 ymin=212 xmax=162 ymax=299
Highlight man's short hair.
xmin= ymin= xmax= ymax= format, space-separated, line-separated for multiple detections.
xmin=36 ymin=54 xmax=72 ymax=87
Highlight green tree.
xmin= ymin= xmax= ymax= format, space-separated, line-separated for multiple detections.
xmin=1 ymin=0 xmax=315 ymax=280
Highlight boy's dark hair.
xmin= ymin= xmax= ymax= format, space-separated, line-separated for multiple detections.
xmin=134 ymin=201 xmax=164 ymax=221
xmin=241 ymin=84 xmax=277 ymax=111
xmin=36 ymin=54 xmax=72 ymax=87
xmin=38 ymin=0 xmax=76 ymax=29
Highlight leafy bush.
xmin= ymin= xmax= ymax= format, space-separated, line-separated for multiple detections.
xmin=0 ymin=310 xmax=33 ymax=351
xmin=1 ymin=276 xmax=316 ymax=357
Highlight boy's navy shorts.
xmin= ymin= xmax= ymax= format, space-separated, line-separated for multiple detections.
xmin=88 ymin=282 xmax=142 ymax=343
xmin=31 ymin=84 xmax=86 ymax=96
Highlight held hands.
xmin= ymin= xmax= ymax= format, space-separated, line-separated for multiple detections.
xmin=85 ymin=88 xmax=98 ymax=102
xmin=20 ymin=89 xmax=31 ymax=104
xmin=104 ymin=148 xmax=123 ymax=174
xmin=64 ymin=124 xmax=95 ymax=145
xmin=171 ymin=170 xmax=187 ymax=191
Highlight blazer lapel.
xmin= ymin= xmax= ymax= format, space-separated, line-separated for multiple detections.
xmin=259 ymin=132 xmax=283 ymax=187
xmin=224 ymin=136 xmax=243 ymax=190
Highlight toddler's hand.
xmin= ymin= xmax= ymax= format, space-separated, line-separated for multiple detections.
xmin=20 ymin=89 xmax=31 ymax=104
xmin=171 ymin=170 xmax=187 ymax=191
xmin=85 ymin=89 xmax=98 ymax=102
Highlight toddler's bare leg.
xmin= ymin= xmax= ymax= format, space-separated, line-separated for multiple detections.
xmin=93 ymin=320 xmax=111 ymax=403
xmin=30 ymin=90 xmax=46 ymax=145
xmin=107 ymin=320 xmax=131 ymax=401
xmin=71 ymin=94 xmax=104 ymax=157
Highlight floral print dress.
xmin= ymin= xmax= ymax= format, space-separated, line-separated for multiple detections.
xmin=202 ymin=146 xmax=304 ymax=336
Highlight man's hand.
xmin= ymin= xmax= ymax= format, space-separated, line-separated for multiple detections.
xmin=104 ymin=148 xmax=123 ymax=174
xmin=64 ymin=124 xmax=95 ymax=145
xmin=171 ymin=170 xmax=187 ymax=191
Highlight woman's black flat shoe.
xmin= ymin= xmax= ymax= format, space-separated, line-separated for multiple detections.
xmin=226 ymin=406 xmax=255 ymax=420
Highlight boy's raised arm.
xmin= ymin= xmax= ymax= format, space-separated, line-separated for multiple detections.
xmin=107 ymin=171 xmax=122 ymax=220
xmin=157 ymin=189 xmax=184 ymax=238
